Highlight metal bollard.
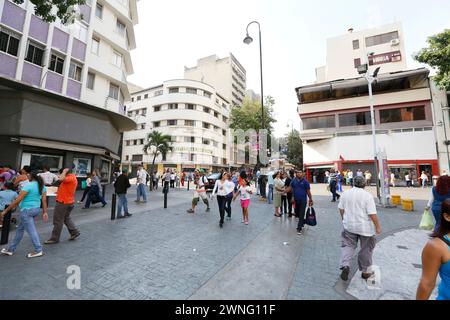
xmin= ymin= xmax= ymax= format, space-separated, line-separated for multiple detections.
xmin=163 ymin=182 xmax=169 ymax=209
xmin=0 ymin=211 xmax=12 ymax=245
xmin=111 ymin=193 xmax=117 ymax=220
xmin=187 ymin=179 xmax=190 ymax=191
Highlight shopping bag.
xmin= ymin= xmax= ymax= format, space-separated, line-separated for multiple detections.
xmin=305 ymin=206 xmax=317 ymax=226
xmin=81 ymin=180 xmax=87 ymax=190
xmin=419 ymin=209 xmax=434 ymax=230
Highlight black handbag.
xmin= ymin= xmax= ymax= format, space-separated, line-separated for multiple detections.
xmin=305 ymin=206 xmax=317 ymax=226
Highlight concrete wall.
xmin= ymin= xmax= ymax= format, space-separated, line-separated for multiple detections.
xmin=430 ymin=81 xmax=450 ymax=174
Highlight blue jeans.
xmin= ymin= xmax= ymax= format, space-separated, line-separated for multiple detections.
xmin=85 ymin=185 xmax=107 ymax=208
xmin=117 ymin=194 xmax=128 ymax=217
xmin=268 ymin=184 xmax=274 ymax=204
xmin=8 ymin=208 xmax=42 ymax=253
xmin=136 ymin=183 xmax=147 ymax=202
xmin=432 ymin=209 xmax=441 ymax=231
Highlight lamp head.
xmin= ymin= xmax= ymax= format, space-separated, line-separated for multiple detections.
xmin=243 ymin=34 xmax=253 ymax=45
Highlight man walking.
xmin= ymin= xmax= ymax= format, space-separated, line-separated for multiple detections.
xmin=114 ymin=169 xmax=132 ymax=219
xmin=135 ymin=165 xmax=147 ymax=203
xmin=286 ymin=170 xmax=314 ymax=235
xmin=45 ymin=166 xmax=80 ymax=244
xmin=338 ymin=175 xmax=382 ymax=281
xmin=187 ymin=169 xmax=210 ymax=213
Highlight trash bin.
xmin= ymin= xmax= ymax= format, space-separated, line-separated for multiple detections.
xmin=432 ymin=175 xmax=439 ymax=187
xmin=391 ymin=195 xmax=401 ymax=205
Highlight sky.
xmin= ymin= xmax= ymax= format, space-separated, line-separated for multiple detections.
xmin=128 ymin=0 xmax=450 ymax=138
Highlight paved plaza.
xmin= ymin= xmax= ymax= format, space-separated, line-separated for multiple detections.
xmin=0 ymin=184 xmax=434 ymax=300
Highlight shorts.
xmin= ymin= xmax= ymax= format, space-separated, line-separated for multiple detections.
xmin=194 ymin=191 xmax=208 ymax=200
xmin=241 ymin=199 xmax=250 ymax=208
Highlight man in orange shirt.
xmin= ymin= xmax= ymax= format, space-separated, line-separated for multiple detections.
xmin=45 ymin=166 xmax=80 ymax=244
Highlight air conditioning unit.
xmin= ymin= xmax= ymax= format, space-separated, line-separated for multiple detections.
xmin=390 ymin=38 xmax=400 ymax=46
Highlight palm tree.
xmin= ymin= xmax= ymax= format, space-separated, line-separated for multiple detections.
xmin=143 ymin=131 xmax=173 ymax=190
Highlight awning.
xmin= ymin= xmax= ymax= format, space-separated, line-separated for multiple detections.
xmin=306 ymin=165 xmax=334 ymax=169
xmin=332 ymin=78 xmax=367 ymax=90
xmin=297 ymin=83 xmax=331 ymax=95
xmin=20 ymin=138 xmax=117 ymax=158
xmin=377 ymin=69 xmax=429 ymax=83
xmin=387 ymin=164 xmax=415 ymax=168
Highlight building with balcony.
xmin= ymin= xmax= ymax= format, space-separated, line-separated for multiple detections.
xmin=122 ymin=79 xmax=235 ymax=174
xmin=184 ymin=53 xmax=247 ymax=108
xmin=0 ymin=0 xmax=138 ymax=182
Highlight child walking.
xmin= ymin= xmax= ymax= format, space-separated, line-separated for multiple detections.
xmin=234 ymin=179 xmax=253 ymax=225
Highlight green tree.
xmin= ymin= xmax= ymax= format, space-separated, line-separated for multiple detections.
xmin=286 ymin=129 xmax=303 ymax=169
xmin=13 ymin=0 xmax=86 ymax=23
xmin=414 ymin=29 xmax=450 ymax=90
xmin=143 ymin=131 xmax=173 ymax=190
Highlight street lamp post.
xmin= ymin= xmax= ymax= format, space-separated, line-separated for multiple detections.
xmin=244 ymin=21 xmax=265 ymax=166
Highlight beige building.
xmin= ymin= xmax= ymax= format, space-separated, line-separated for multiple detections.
xmin=316 ymin=22 xmax=407 ymax=82
xmin=184 ymin=53 xmax=246 ymax=107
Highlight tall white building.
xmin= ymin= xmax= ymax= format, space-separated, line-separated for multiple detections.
xmin=184 ymin=53 xmax=246 ymax=107
xmin=0 ymin=0 xmax=138 ymax=181
xmin=316 ymin=22 xmax=407 ymax=82
xmin=122 ymin=79 xmax=233 ymax=174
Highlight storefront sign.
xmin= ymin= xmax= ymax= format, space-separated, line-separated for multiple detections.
xmin=173 ymin=146 xmax=213 ymax=155
xmin=369 ymin=51 xmax=402 ymax=66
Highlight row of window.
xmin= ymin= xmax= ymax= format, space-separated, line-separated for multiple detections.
xmin=352 ymin=31 xmax=399 ymax=50
xmin=150 ymin=104 xmax=228 ymax=121
xmin=95 ymin=3 xmax=127 ymax=38
xmin=152 ymin=120 xmax=227 ymax=134
xmin=124 ymin=154 xmax=226 ymax=164
xmin=125 ymin=137 xmax=228 ymax=149
xmin=91 ymin=37 xmax=123 ymax=68
xmin=131 ymin=87 xmax=213 ymax=102
xmin=302 ymin=106 xmax=426 ymax=130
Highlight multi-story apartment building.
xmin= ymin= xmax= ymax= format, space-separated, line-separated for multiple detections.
xmin=184 ymin=53 xmax=247 ymax=108
xmin=316 ymin=22 xmax=407 ymax=82
xmin=122 ymin=79 xmax=233 ymax=175
xmin=0 ymin=0 xmax=138 ymax=182
xmin=296 ymin=23 xmax=448 ymax=185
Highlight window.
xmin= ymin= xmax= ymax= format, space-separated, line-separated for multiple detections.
xmin=91 ymin=37 xmax=100 ymax=55
xmin=127 ymin=111 xmax=133 ymax=117
xmin=170 ymin=136 xmax=177 ymax=142
xmin=154 ymin=106 xmax=161 ymax=112
xmin=339 ymin=112 xmax=370 ymax=127
xmin=203 ymin=122 xmax=210 ymax=129
xmin=203 ymin=138 xmax=210 ymax=145
xmin=132 ymin=154 xmax=143 ymax=161
xmin=137 ymin=96 xmax=141 ymax=101
xmin=168 ymin=103 xmax=178 ymax=110
xmin=214 ymin=112 xmax=219 ymax=118
xmin=87 ymin=72 xmax=95 ymax=89
xmin=186 ymin=87 xmax=197 ymax=94
xmin=138 ymin=123 xmax=145 ymax=130
xmin=302 ymin=115 xmax=335 ymax=130
xmin=111 ymin=50 xmax=122 ymax=68
xmin=169 ymin=87 xmax=179 ymax=94
xmin=190 ymin=154 xmax=195 ymax=162
xmin=203 ymin=107 xmax=210 ymax=113
xmin=141 ymin=108 xmax=147 ymax=116
xmin=153 ymin=122 xmax=160 ymax=128
xmin=223 ymin=116 xmax=228 ymax=123
xmin=25 ymin=42 xmax=44 ymax=66
xmin=352 ymin=39 xmax=360 ymax=50
xmin=354 ymin=58 xmax=362 ymax=68
xmin=168 ymin=120 xmax=177 ymax=126
xmin=0 ymin=29 xmax=20 ymax=57
xmin=213 ymin=141 xmax=218 ymax=148
xmin=154 ymin=90 xmax=163 ymax=96
xmin=223 ymin=144 xmax=227 ymax=150
xmin=139 ymin=139 xmax=144 ymax=145
xmin=109 ymin=83 xmax=120 ymax=100
xmin=125 ymin=155 xmax=129 ymax=161
xmin=185 ymin=136 xmax=195 ymax=143
xmin=73 ymin=21 xmax=88 ymax=42
xmin=48 ymin=54 xmax=65 ymax=74
xmin=95 ymin=3 xmax=103 ymax=19
xmin=144 ymin=94 xmax=148 ymax=99
xmin=216 ymin=98 xmax=219 ymax=104
xmin=204 ymin=91 xmax=212 ymax=98
xmin=222 ymin=129 xmax=226 ymax=136
xmin=116 ymin=20 xmax=126 ymax=37
xmin=365 ymin=31 xmax=399 ymax=47
xmin=126 ymin=140 xmax=130 ymax=146
xmin=68 ymin=61 xmax=83 ymax=81
xmin=133 ymin=140 xmax=137 ymax=145
xmin=187 ymin=104 xmax=195 ymax=110
xmin=185 ymin=120 xmax=195 ymax=126
xmin=379 ymin=106 xmax=426 ymax=124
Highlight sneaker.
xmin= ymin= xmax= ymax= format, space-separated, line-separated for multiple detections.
xmin=340 ymin=266 xmax=350 ymax=281
xmin=44 ymin=240 xmax=59 ymax=245
xmin=1 ymin=248 xmax=13 ymax=256
xmin=69 ymin=233 xmax=80 ymax=241
xmin=102 ymin=203 xmax=107 ymax=208
xmin=297 ymin=230 xmax=303 ymax=235
xmin=77 ymin=201 xmax=83 ymax=204
xmin=134 ymin=200 xmax=140 ymax=203
xmin=219 ymin=222 xmax=223 ymax=228
xmin=117 ymin=215 xmax=126 ymax=219
xmin=27 ymin=251 xmax=43 ymax=258
xmin=125 ymin=213 xmax=133 ymax=217
xmin=187 ymin=209 xmax=195 ymax=214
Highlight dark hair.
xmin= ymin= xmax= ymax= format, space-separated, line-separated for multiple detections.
xmin=3 ymin=182 xmax=14 ymax=190
xmin=22 ymin=166 xmax=31 ymax=174
xmin=435 ymin=175 xmax=450 ymax=196
xmin=432 ymin=199 xmax=450 ymax=239
xmin=29 ymin=172 xmax=44 ymax=195
xmin=289 ymin=169 xmax=295 ymax=178
xmin=43 ymin=166 xmax=49 ymax=171
xmin=240 ymin=171 xmax=247 ymax=180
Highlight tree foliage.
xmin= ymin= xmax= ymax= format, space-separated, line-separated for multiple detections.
xmin=229 ymin=96 xmax=277 ymax=134
xmin=13 ymin=0 xmax=86 ymax=23
xmin=286 ymin=129 xmax=303 ymax=169
xmin=143 ymin=131 xmax=173 ymax=161
xmin=414 ymin=29 xmax=450 ymax=90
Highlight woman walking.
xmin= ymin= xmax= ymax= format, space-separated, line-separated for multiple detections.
xmin=421 ymin=171 xmax=429 ymax=188
xmin=426 ymin=175 xmax=450 ymax=231
xmin=416 ymin=199 xmax=450 ymax=300
xmin=83 ymin=169 xmax=107 ymax=209
xmin=329 ymin=168 xmax=340 ymax=202
xmin=281 ymin=172 xmax=288 ymax=216
xmin=1 ymin=172 xmax=48 ymax=258
xmin=78 ymin=172 xmax=92 ymax=204
xmin=212 ymin=172 xmax=235 ymax=228
xmin=273 ymin=171 xmax=284 ymax=217
xmin=234 ymin=178 xmax=253 ymax=225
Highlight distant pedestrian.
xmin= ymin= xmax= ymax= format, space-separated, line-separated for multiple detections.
xmin=0 ymin=182 xmax=18 ymax=229
xmin=187 ymin=169 xmax=210 ymax=214
xmin=285 ymin=170 xmax=294 ymax=217
xmin=78 ymin=172 xmax=92 ymax=204
xmin=421 ymin=171 xmax=429 ymax=188
xmin=329 ymin=168 xmax=340 ymax=202
xmin=280 ymin=172 xmax=288 ymax=215
xmin=338 ymin=175 xmax=382 ymax=281
xmin=325 ymin=170 xmax=330 ymax=184
xmin=152 ymin=171 xmax=159 ymax=191
xmin=405 ymin=172 xmax=412 ymax=188
xmin=267 ymin=172 xmax=274 ymax=204
xmin=347 ymin=170 xmax=354 ymax=187
xmin=356 ymin=169 xmax=363 ymax=177
xmin=135 ymin=165 xmax=148 ymax=203
xmin=170 ymin=171 xmax=176 ymax=188
xmin=114 ymin=168 xmax=132 ymax=219
xmin=233 ymin=178 xmax=253 ymax=225
xmin=45 ymin=166 xmax=80 ymax=244
xmin=426 ymin=175 xmax=450 ymax=232
xmin=286 ymin=170 xmax=314 ymax=235
xmin=273 ymin=171 xmax=284 ymax=217
xmin=390 ymin=172 xmax=396 ymax=187
xmin=83 ymin=169 xmax=107 ymax=209
xmin=212 ymin=172 xmax=235 ymax=227
xmin=38 ymin=166 xmax=57 ymax=187
xmin=416 ymin=199 xmax=450 ymax=300
xmin=1 ymin=172 xmax=48 ymax=258
xmin=181 ymin=172 xmax=185 ymax=187
xmin=364 ymin=171 xmax=372 ymax=187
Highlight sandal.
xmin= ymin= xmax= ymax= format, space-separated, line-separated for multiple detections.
xmin=361 ymin=272 xmax=375 ymax=280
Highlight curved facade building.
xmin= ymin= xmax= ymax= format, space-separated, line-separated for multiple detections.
xmin=123 ymin=79 xmax=232 ymax=173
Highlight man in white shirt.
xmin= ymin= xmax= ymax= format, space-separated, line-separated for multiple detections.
xmin=39 ymin=166 xmax=57 ymax=186
xmin=347 ymin=170 xmax=354 ymax=186
xmin=338 ymin=175 xmax=382 ymax=281
xmin=135 ymin=165 xmax=148 ymax=203
xmin=187 ymin=169 xmax=210 ymax=213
